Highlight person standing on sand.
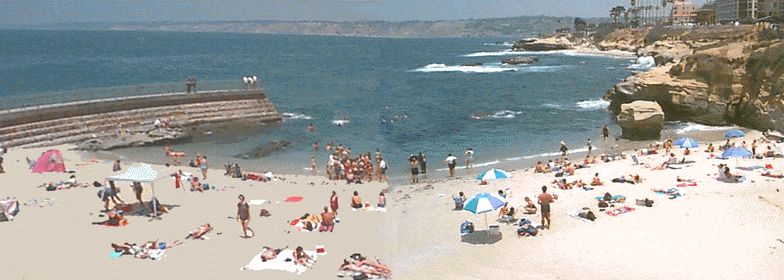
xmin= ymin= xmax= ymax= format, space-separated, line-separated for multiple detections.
xmin=174 ymin=170 xmax=183 ymax=189
xmin=602 ymin=125 xmax=610 ymax=144
xmin=237 ymin=195 xmax=253 ymax=238
xmin=199 ymin=156 xmax=209 ymax=180
xmin=464 ymin=148 xmax=474 ymax=169
xmin=418 ymin=152 xmax=427 ymax=175
xmin=132 ymin=181 xmax=149 ymax=212
xmin=330 ymin=191 xmax=339 ymax=215
xmin=537 ymin=186 xmax=554 ymax=229
xmin=112 ymin=160 xmax=122 ymax=172
xmin=409 ymin=157 xmax=420 ymax=183
xmin=586 ymin=138 xmax=592 ymax=155
xmin=559 ymin=141 xmax=568 ymax=159
xmin=445 ymin=153 xmax=457 ymax=177
xmin=378 ymin=157 xmax=388 ymax=182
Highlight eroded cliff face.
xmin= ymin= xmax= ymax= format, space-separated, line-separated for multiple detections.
xmin=603 ymin=26 xmax=784 ymax=132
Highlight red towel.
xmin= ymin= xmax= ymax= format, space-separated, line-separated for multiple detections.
xmin=284 ymin=196 xmax=304 ymax=203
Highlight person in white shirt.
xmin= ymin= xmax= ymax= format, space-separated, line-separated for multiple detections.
xmin=445 ymin=154 xmax=458 ymax=177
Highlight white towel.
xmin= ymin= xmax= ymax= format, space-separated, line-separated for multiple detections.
xmin=241 ymin=249 xmax=317 ymax=275
xmin=248 ymin=199 xmax=268 ymax=205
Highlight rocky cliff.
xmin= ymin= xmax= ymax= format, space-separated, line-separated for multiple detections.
xmin=602 ymin=25 xmax=784 ymax=132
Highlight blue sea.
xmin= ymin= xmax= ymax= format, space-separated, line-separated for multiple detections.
xmin=2 ymin=30 xmax=716 ymax=185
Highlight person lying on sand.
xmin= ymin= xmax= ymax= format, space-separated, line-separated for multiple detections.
xmin=261 ymin=246 xmax=287 ymax=262
xmin=523 ymin=197 xmax=537 ymax=214
xmin=762 ymin=171 xmax=784 ymax=178
xmin=723 ymin=166 xmax=745 ymax=182
xmin=676 ymin=176 xmax=696 ymax=183
xmin=553 ymin=178 xmax=571 ymax=189
xmin=92 ymin=210 xmax=128 ymax=226
xmin=293 ymin=246 xmax=314 ymax=267
xmin=340 ymin=259 xmax=387 ymax=278
xmin=186 ymin=223 xmax=213 ymax=239
xmin=355 ymin=256 xmax=392 ymax=276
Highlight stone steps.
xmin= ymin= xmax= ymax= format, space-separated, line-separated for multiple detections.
xmin=2 ymin=98 xmax=281 ymax=148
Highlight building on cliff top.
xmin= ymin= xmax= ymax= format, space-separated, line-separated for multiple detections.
xmin=716 ymin=0 xmax=784 ymax=22
xmin=672 ymin=0 xmax=698 ymax=25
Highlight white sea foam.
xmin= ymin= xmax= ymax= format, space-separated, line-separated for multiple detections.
xmin=491 ymin=110 xmax=522 ymax=119
xmin=675 ymin=122 xmax=735 ymax=134
xmin=575 ymin=99 xmax=610 ymax=111
xmin=435 ymin=160 xmax=500 ymax=171
xmin=281 ymin=112 xmax=313 ymax=120
xmin=482 ymin=42 xmax=514 ymax=47
xmin=542 ymin=103 xmax=564 ymax=109
xmin=412 ymin=63 xmax=517 ymax=73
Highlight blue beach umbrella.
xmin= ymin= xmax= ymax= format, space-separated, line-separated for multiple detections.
xmin=674 ymin=137 xmax=699 ymax=148
xmin=476 ymin=168 xmax=512 ymax=181
xmin=724 ymin=129 xmax=745 ymax=139
xmin=464 ymin=192 xmax=507 ymax=234
xmin=721 ymin=147 xmax=752 ymax=158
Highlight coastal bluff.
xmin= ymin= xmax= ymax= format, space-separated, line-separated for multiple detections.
xmin=600 ymin=26 xmax=784 ymax=132
xmin=0 ymin=89 xmax=282 ymax=149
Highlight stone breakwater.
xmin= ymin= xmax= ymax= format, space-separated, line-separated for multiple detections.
xmin=0 ymin=89 xmax=282 ymax=149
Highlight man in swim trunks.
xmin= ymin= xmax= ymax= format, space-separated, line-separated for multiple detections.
xmin=537 ymin=186 xmax=554 ymax=229
xmin=445 ymin=154 xmax=457 ymax=177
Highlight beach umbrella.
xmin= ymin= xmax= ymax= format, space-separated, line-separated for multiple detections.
xmin=464 ymin=192 xmax=507 ymax=235
xmin=476 ymin=168 xmax=511 ymax=181
xmin=724 ymin=129 xmax=745 ymax=138
xmin=674 ymin=137 xmax=699 ymax=148
xmin=721 ymin=147 xmax=752 ymax=158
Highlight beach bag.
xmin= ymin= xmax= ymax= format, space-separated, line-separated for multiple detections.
xmin=598 ymin=200 xmax=609 ymax=208
xmin=518 ymin=218 xmax=531 ymax=227
xmin=47 ymin=185 xmax=57 ymax=191
xmin=259 ymin=209 xmax=271 ymax=217
xmin=353 ymin=274 xmax=369 ymax=280
xmin=603 ymin=192 xmax=612 ymax=201
xmin=202 ymin=183 xmax=210 ymax=190
xmin=644 ymin=198 xmax=654 ymax=207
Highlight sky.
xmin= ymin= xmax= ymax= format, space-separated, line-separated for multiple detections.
xmin=0 ymin=0 xmax=707 ymax=27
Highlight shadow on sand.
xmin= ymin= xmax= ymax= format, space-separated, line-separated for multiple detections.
xmin=460 ymin=230 xmax=502 ymax=244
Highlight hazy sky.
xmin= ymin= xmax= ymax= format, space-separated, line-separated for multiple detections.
xmin=0 ymin=0 xmax=707 ymax=27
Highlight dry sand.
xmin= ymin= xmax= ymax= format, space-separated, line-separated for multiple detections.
xmin=3 ymin=133 xmax=784 ymax=280
xmin=387 ymin=134 xmax=784 ymax=280
xmin=0 ymin=145 xmax=388 ymax=280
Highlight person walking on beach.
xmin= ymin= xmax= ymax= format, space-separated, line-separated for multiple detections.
xmin=602 ymin=125 xmax=610 ymax=143
xmin=445 ymin=153 xmax=457 ymax=177
xmin=199 ymin=156 xmax=209 ymax=180
xmin=418 ymin=152 xmax=427 ymax=175
xmin=537 ymin=186 xmax=554 ymax=229
xmin=237 ymin=194 xmax=253 ymax=238
xmin=330 ymin=191 xmax=339 ymax=215
xmin=112 ymin=159 xmax=122 ymax=172
xmin=464 ymin=148 xmax=474 ymax=169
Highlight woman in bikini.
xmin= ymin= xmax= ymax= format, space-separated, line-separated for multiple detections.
xmin=293 ymin=246 xmax=313 ymax=267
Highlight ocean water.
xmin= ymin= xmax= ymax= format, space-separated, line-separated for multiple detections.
xmin=1 ymin=30 xmax=691 ymax=184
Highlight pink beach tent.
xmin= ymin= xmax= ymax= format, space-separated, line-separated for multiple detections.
xmin=32 ymin=149 xmax=66 ymax=173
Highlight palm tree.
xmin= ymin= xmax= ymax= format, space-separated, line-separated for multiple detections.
xmin=610 ymin=6 xmax=626 ymax=24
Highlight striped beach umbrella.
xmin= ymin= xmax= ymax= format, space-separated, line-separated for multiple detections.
xmin=724 ymin=129 xmax=745 ymax=139
xmin=476 ymin=168 xmax=511 ymax=181
xmin=464 ymin=192 xmax=507 ymax=235
xmin=674 ymin=137 xmax=699 ymax=148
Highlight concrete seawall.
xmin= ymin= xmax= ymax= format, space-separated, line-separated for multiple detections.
xmin=0 ymin=89 xmax=282 ymax=148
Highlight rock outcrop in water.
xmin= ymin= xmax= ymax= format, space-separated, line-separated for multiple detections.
xmin=501 ymin=56 xmax=538 ymax=65
xmin=77 ymin=127 xmax=189 ymax=151
xmin=234 ymin=140 xmax=291 ymax=159
xmin=512 ymin=36 xmax=572 ymax=51
xmin=616 ymin=101 xmax=665 ymax=140
xmin=602 ymin=25 xmax=784 ymax=132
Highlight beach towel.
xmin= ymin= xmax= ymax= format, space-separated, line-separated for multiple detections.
xmin=676 ymin=182 xmax=698 ymax=187
xmin=594 ymin=195 xmax=626 ymax=203
xmin=606 ymin=206 xmax=635 ymax=217
xmin=248 ymin=199 xmax=268 ymax=205
xmin=737 ymin=165 xmax=765 ymax=171
xmin=654 ymin=188 xmax=683 ymax=199
xmin=241 ymin=249 xmax=317 ymax=275
xmin=284 ymin=196 xmax=304 ymax=203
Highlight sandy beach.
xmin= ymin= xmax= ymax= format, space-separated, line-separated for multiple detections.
xmin=387 ymin=132 xmax=784 ymax=280
xmin=0 ymin=145 xmax=388 ymax=280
